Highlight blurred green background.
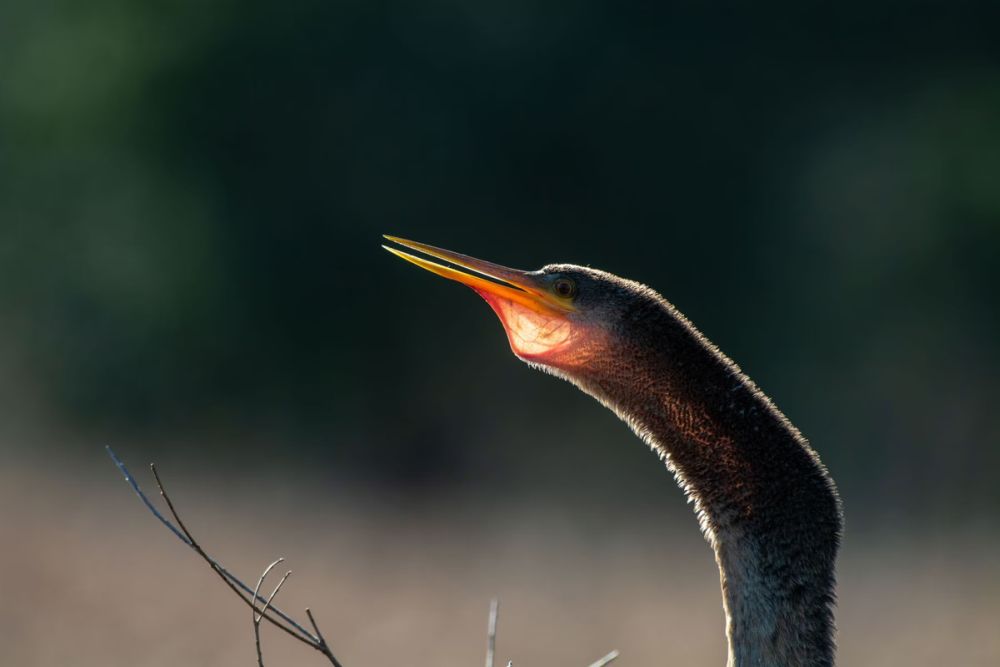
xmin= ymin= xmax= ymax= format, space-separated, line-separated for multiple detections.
xmin=4 ymin=0 xmax=998 ymax=517
xmin=2 ymin=2 xmax=999 ymax=664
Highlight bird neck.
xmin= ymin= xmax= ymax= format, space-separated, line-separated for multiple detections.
xmin=566 ymin=302 xmax=842 ymax=666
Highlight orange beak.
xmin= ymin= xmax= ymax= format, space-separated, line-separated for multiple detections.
xmin=382 ymin=236 xmax=575 ymax=317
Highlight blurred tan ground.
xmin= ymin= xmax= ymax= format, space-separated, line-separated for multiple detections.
xmin=3 ymin=456 xmax=998 ymax=666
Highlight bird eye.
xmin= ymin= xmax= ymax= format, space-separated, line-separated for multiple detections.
xmin=553 ymin=277 xmax=577 ymax=299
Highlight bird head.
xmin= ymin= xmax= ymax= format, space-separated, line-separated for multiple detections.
xmin=383 ymin=236 xmax=651 ymax=376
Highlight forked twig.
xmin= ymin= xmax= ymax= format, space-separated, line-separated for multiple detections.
xmin=106 ymin=446 xmax=344 ymax=667
xmin=253 ymin=559 xmax=293 ymax=667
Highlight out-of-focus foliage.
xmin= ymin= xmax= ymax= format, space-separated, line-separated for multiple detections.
xmin=2 ymin=1 xmax=998 ymax=517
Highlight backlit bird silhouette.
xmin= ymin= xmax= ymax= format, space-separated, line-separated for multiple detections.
xmin=384 ymin=236 xmax=842 ymax=667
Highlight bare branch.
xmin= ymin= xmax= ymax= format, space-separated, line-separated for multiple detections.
xmin=109 ymin=446 xmax=610 ymax=667
xmin=485 ymin=597 xmax=499 ymax=667
xmin=106 ymin=446 xmax=344 ymax=666
xmin=147 ymin=460 xmax=315 ymax=644
xmin=109 ymin=446 xmax=306 ymax=638
xmin=587 ymin=650 xmax=620 ymax=667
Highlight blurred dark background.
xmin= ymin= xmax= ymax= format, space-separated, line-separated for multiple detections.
xmin=2 ymin=3 xmax=1000 ymax=663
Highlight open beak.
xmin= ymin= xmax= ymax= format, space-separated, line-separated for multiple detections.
xmin=382 ymin=236 xmax=573 ymax=316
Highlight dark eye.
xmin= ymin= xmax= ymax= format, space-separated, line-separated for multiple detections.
xmin=553 ymin=277 xmax=577 ymax=299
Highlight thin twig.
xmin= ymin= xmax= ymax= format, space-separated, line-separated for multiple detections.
xmin=587 ymin=649 xmax=620 ymax=667
xmin=253 ymin=559 xmax=292 ymax=667
xmin=485 ymin=597 xmax=499 ymax=667
xmin=106 ymin=446 xmax=343 ymax=666
xmin=306 ymin=608 xmax=341 ymax=667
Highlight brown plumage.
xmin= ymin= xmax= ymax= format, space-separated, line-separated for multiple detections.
xmin=385 ymin=237 xmax=843 ymax=667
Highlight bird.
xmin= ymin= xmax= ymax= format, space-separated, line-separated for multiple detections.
xmin=383 ymin=236 xmax=843 ymax=667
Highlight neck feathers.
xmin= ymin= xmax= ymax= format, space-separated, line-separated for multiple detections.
xmin=567 ymin=295 xmax=842 ymax=666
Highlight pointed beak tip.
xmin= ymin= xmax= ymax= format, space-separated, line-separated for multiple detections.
xmin=381 ymin=236 xmax=575 ymax=317
xmin=382 ymin=244 xmax=416 ymax=263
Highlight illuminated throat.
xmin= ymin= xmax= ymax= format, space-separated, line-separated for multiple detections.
xmin=473 ymin=290 xmax=576 ymax=360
